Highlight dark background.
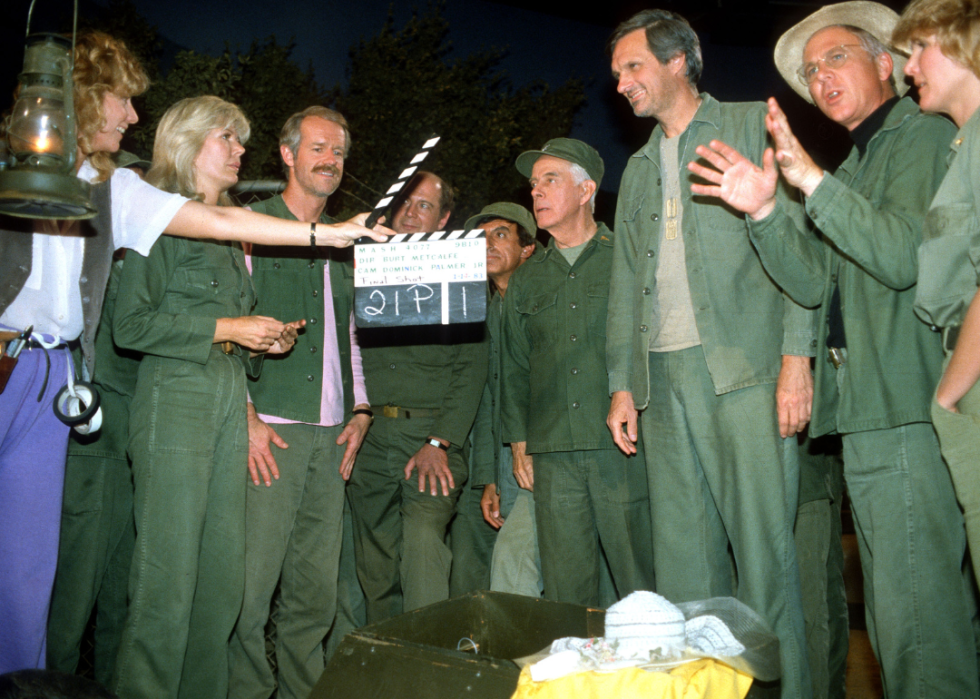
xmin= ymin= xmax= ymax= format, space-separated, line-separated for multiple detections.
xmin=1 ymin=0 xmax=914 ymax=218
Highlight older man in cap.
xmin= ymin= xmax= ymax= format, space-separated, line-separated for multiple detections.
xmin=460 ymin=203 xmax=542 ymax=597
xmin=500 ymin=139 xmax=653 ymax=607
xmin=689 ymin=2 xmax=979 ymax=696
xmin=607 ymin=10 xmax=814 ymax=697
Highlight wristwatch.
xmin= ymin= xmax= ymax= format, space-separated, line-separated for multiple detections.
xmin=426 ymin=438 xmax=449 ymax=451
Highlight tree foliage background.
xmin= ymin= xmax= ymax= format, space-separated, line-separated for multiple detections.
xmin=87 ymin=0 xmax=584 ymax=224
xmin=329 ymin=6 xmax=585 ymax=223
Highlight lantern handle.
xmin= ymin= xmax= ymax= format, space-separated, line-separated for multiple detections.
xmin=24 ymin=0 xmax=79 ymax=56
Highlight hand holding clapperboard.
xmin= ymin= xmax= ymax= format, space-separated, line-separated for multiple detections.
xmin=353 ymin=136 xmax=487 ymax=328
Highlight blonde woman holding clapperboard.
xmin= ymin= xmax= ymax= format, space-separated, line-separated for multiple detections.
xmin=112 ymin=96 xmax=304 ymax=699
xmin=894 ymin=0 xmax=980 ymax=582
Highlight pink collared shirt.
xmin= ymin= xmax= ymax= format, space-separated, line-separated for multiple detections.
xmin=245 ymin=254 xmax=368 ymax=428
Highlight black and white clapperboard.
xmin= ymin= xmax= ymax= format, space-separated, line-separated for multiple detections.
xmin=354 ymin=229 xmax=486 ymax=328
xmin=352 ymin=133 xmax=487 ymax=328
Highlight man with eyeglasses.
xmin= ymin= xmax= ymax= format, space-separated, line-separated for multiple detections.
xmin=689 ymin=3 xmax=978 ymax=697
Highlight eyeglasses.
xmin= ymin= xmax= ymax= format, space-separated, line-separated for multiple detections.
xmin=797 ymin=44 xmax=866 ymax=85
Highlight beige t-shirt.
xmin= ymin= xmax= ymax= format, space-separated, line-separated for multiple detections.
xmin=650 ymin=134 xmax=701 ymax=352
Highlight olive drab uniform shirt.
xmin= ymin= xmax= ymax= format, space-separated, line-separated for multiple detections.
xmin=747 ymin=97 xmax=955 ymax=435
xmin=501 ymin=223 xmax=619 ymax=454
xmin=606 ymin=94 xmax=817 ymax=410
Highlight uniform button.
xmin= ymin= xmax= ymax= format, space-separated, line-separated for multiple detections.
xmin=273 ymin=262 xmax=281 ymax=269
xmin=389 ymin=363 xmax=396 ymax=370
xmin=657 ymin=178 xmax=662 ymax=186
xmin=571 ymin=368 xmax=579 ymax=375
xmin=307 ymin=375 xmax=315 ymax=382
xmin=211 ymin=279 xmax=219 ymax=287
xmin=569 ymin=302 xmax=577 ymax=309
xmin=570 ymin=334 xmax=577 ymax=342
xmin=572 ymin=401 xmax=580 ymax=409
xmin=308 ymin=261 xmax=315 ymax=269
xmin=650 ymin=213 xmax=659 ymax=221
xmin=79 ymin=276 xmax=88 ymax=284
xmin=532 ymin=304 xmax=539 ymax=312
xmin=310 ymin=317 xmax=317 ymax=324
xmin=646 ymin=250 xmax=654 ymax=257
xmin=640 ymin=325 xmax=648 ymax=333
xmin=312 ymin=290 xmax=318 ymax=297
xmin=494 ymin=373 xmax=498 ymax=380
xmin=240 ymin=292 xmax=245 ymax=298
xmin=642 ymin=287 xmax=651 ymax=295
xmin=310 ymin=345 xmax=318 ymax=353
xmin=82 ymin=296 xmax=90 ymax=303
xmin=569 ymin=272 xmax=576 ymax=279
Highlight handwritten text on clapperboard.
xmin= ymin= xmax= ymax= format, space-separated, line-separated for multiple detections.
xmin=354 ymin=232 xmax=487 ymax=327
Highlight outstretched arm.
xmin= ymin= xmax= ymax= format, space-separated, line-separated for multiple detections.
xmin=165 ymin=204 xmax=391 ymax=247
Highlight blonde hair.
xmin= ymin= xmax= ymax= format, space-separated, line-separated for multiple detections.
xmin=893 ymin=0 xmax=980 ymax=77
xmin=146 ymin=96 xmax=250 ymax=207
xmin=73 ymin=31 xmax=150 ymax=181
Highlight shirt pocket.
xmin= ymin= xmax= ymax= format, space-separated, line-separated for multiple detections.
xmin=517 ymin=291 xmax=559 ymax=348
xmin=171 ymin=266 xmax=244 ymax=315
xmin=587 ymin=281 xmax=609 ymax=337
xmin=618 ymin=198 xmax=648 ymax=262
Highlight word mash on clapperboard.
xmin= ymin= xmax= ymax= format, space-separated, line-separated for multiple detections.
xmin=352 ymin=133 xmax=486 ymax=328
xmin=354 ymin=230 xmax=486 ymax=328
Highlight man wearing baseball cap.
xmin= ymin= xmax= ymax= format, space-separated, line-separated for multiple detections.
xmin=455 ymin=202 xmax=542 ymax=597
xmin=689 ymin=2 xmax=978 ymax=696
xmin=607 ymin=10 xmax=816 ymax=698
xmin=500 ymin=139 xmax=654 ymax=606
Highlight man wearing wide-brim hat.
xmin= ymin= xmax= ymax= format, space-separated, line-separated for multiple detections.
xmin=689 ymin=3 xmax=979 ymax=696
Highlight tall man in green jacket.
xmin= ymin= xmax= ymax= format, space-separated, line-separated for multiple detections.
xmin=349 ymin=172 xmax=489 ymax=622
xmin=228 ymin=106 xmax=373 ymax=699
xmin=606 ymin=11 xmax=815 ymax=698
xmin=688 ymin=4 xmax=979 ymax=697
xmin=501 ymin=139 xmax=653 ymax=607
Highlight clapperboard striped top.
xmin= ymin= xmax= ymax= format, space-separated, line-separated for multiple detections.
xmin=357 ymin=228 xmax=485 ymax=244
xmin=365 ymin=136 xmax=440 ymax=227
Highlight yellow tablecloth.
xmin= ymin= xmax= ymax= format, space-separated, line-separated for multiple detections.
xmin=512 ymin=658 xmax=752 ymax=699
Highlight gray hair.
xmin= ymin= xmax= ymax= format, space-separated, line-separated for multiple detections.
xmin=569 ymin=162 xmax=597 ymax=213
xmin=279 ymin=106 xmax=351 ymax=176
xmin=608 ymin=9 xmax=703 ymax=86
xmin=817 ymin=24 xmax=897 ymax=91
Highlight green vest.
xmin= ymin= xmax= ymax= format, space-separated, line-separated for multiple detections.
xmin=247 ymin=195 xmax=355 ymax=423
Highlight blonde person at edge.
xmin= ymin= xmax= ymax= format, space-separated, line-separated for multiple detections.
xmin=687 ymin=2 xmax=978 ymax=696
xmin=110 ymin=96 xmax=301 ymax=699
xmin=894 ymin=0 xmax=980 ymax=584
xmin=0 ymin=31 xmax=387 ymax=676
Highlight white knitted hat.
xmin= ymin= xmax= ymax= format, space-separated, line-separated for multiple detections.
xmin=603 ymin=591 xmax=687 ymax=659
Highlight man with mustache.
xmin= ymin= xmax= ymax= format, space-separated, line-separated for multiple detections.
xmin=348 ymin=172 xmax=489 ymax=623
xmin=458 ymin=202 xmax=540 ymax=598
xmin=605 ymin=10 xmax=815 ymax=697
xmin=689 ymin=3 xmax=979 ymax=695
xmin=228 ymin=106 xmax=373 ymax=699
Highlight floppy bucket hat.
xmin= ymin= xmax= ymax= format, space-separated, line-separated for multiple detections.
xmin=774 ymin=1 xmax=908 ymax=103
